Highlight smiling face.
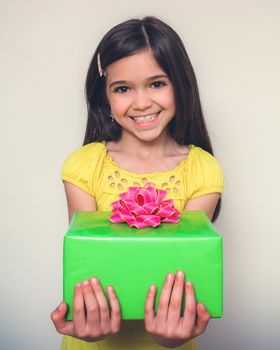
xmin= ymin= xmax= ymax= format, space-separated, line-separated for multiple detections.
xmin=105 ymin=49 xmax=176 ymax=144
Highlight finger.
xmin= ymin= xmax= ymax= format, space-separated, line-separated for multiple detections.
xmin=90 ymin=277 xmax=110 ymax=333
xmin=167 ymin=270 xmax=185 ymax=324
xmin=156 ymin=273 xmax=175 ymax=323
xmin=194 ymin=302 xmax=210 ymax=336
xmin=144 ymin=284 xmax=156 ymax=333
xmin=73 ymin=283 xmax=87 ymax=335
xmin=182 ymin=281 xmax=196 ymax=330
xmin=107 ymin=285 xmax=121 ymax=334
xmin=50 ymin=301 xmax=73 ymax=335
xmin=82 ymin=280 xmax=100 ymax=332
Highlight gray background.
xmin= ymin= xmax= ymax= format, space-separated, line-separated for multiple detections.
xmin=1 ymin=0 xmax=279 ymax=349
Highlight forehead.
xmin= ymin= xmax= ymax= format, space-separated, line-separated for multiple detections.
xmin=105 ymin=49 xmax=165 ymax=82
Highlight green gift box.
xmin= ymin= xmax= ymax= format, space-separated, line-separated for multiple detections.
xmin=63 ymin=211 xmax=223 ymax=320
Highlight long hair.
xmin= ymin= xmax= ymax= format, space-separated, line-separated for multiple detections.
xmin=84 ymin=16 xmax=221 ymax=221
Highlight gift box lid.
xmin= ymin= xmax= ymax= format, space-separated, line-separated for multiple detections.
xmin=66 ymin=210 xmax=220 ymax=239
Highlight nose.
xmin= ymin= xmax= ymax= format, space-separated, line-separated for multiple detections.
xmin=133 ymin=90 xmax=152 ymax=111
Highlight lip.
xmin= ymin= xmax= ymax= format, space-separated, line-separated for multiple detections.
xmin=130 ymin=111 xmax=161 ymax=128
xmin=129 ymin=111 xmax=161 ymax=118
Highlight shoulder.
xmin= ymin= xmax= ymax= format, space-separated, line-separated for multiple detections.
xmin=62 ymin=142 xmax=106 ymax=164
xmin=186 ymin=145 xmax=224 ymax=198
xmin=62 ymin=142 xmax=106 ymax=174
xmin=61 ymin=142 xmax=106 ymax=195
xmin=189 ymin=145 xmax=223 ymax=174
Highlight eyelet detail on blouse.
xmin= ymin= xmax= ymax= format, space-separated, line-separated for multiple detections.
xmin=105 ymin=170 xmax=183 ymax=197
xmin=160 ymin=176 xmax=181 ymax=194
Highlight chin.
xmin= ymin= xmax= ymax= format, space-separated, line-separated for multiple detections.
xmin=134 ymin=130 xmax=165 ymax=143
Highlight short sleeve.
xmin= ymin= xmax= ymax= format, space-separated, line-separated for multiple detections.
xmin=187 ymin=146 xmax=224 ymax=199
xmin=61 ymin=142 xmax=106 ymax=196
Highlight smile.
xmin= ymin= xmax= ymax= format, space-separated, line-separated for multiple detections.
xmin=130 ymin=112 xmax=160 ymax=123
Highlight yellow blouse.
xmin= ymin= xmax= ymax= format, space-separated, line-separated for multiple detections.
xmin=62 ymin=142 xmax=224 ymax=213
xmin=60 ymin=142 xmax=224 ymax=350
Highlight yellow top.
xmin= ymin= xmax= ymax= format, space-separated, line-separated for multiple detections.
xmin=62 ymin=142 xmax=224 ymax=213
xmin=60 ymin=141 xmax=224 ymax=350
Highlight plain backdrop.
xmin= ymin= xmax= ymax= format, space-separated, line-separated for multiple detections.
xmin=1 ymin=1 xmax=279 ymax=349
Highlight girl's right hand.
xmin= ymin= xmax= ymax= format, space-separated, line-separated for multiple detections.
xmin=51 ymin=277 xmax=121 ymax=342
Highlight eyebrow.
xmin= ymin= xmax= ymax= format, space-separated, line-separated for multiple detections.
xmin=109 ymin=74 xmax=169 ymax=89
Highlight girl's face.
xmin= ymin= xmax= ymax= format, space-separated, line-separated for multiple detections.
xmin=106 ymin=49 xmax=176 ymax=143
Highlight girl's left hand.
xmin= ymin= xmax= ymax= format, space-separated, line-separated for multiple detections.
xmin=144 ymin=271 xmax=210 ymax=348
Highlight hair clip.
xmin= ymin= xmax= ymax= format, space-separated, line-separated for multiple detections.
xmin=97 ymin=53 xmax=106 ymax=78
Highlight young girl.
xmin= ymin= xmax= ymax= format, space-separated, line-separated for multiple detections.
xmin=51 ymin=16 xmax=224 ymax=350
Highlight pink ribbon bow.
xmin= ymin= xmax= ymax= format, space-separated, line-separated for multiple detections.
xmin=109 ymin=183 xmax=180 ymax=229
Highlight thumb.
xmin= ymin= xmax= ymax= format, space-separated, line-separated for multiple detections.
xmin=194 ymin=302 xmax=210 ymax=336
xmin=50 ymin=302 xmax=69 ymax=334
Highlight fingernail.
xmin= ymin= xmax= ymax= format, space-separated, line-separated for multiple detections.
xmin=200 ymin=302 xmax=205 ymax=310
xmin=83 ymin=280 xmax=89 ymax=287
xmin=91 ymin=277 xmax=99 ymax=285
xmin=167 ymin=273 xmax=173 ymax=282
xmin=176 ymin=270 xmax=184 ymax=279
xmin=186 ymin=281 xmax=192 ymax=287
xmin=58 ymin=302 xmax=64 ymax=310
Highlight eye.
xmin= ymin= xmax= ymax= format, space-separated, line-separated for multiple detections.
xmin=151 ymin=81 xmax=167 ymax=89
xmin=113 ymin=86 xmax=130 ymax=94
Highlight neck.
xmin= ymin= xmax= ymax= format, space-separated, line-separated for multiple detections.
xmin=114 ymin=131 xmax=177 ymax=159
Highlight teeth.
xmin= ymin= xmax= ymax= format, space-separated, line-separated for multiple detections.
xmin=133 ymin=113 xmax=159 ymax=123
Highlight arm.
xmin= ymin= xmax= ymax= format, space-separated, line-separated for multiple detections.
xmin=51 ymin=182 xmax=121 ymax=341
xmin=63 ymin=181 xmax=97 ymax=223
xmin=184 ymin=192 xmax=221 ymax=221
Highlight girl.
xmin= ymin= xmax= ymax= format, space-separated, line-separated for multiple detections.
xmin=51 ymin=16 xmax=224 ymax=350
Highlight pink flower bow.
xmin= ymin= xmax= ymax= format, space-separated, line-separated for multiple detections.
xmin=109 ymin=183 xmax=180 ymax=229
